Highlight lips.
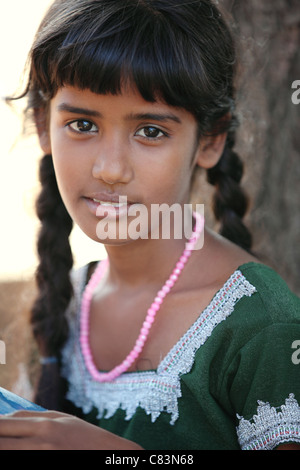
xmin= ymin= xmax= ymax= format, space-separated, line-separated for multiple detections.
xmin=88 ymin=192 xmax=135 ymax=204
xmin=83 ymin=192 xmax=137 ymax=218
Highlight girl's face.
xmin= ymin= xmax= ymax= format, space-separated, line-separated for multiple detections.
xmin=46 ymin=85 xmax=218 ymax=244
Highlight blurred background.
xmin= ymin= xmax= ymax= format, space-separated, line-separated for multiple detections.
xmin=0 ymin=0 xmax=299 ymax=394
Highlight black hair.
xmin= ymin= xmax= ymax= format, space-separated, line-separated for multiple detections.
xmin=13 ymin=0 xmax=252 ymax=408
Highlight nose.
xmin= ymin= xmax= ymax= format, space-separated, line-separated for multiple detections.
xmin=92 ymin=133 xmax=133 ymax=185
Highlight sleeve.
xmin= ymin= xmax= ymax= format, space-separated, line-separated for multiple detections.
xmin=226 ymin=322 xmax=300 ymax=450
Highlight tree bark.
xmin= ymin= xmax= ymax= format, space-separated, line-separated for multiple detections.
xmin=219 ymin=0 xmax=300 ymax=294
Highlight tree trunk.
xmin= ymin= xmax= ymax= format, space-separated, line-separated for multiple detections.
xmin=219 ymin=0 xmax=300 ymax=294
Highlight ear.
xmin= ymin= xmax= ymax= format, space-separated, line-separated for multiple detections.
xmin=34 ymin=107 xmax=52 ymax=154
xmin=194 ymin=132 xmax=227 ymax=169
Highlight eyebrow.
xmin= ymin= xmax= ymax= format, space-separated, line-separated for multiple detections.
xmin=125 ymin=112 xmax=182 ymax=124
xmin=57 ymin=103 xmax=182 ymax=124
xmin=57 ymin=103 xmax=102 ymax=117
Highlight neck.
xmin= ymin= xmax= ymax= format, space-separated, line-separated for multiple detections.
xmin=104 ymin=236 xmax=188 ymax=289
xmin=102 ymin=209 xmax=202 ymax=289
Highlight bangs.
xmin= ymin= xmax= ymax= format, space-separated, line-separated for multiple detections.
xmin=30 ymin=0 xmax=236 ymax=131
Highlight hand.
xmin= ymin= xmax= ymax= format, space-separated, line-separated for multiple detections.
xmin=0 ymin=410 xmax=143 ymax=450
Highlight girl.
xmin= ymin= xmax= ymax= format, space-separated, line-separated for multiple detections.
xmin=0 ymin=0 xmax=299 ymax=450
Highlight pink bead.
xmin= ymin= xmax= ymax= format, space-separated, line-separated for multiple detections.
xmin=154 ymin=296 xmax=163 ymax=304
xmin=123 ymin=359 xmax=131 ymax=368
xmin=170 ymin=274 xmax=178 ymax=281
xmin=81 ymin=343 xmax=90 ymax=354
xmin=141 ymin=327 xmax=149 ymax=335
xmin=157 ymin=290 xmax=166 ymax=298
xmin=107 ymin=368 xmax=118 ymax=380
xmin=118 ymin=363 xmax=127 ymax=373
xmin=128 ymin=350 xmax=139 ymax=360
xmin=151 ymin=303 xmax=160 ymax=311
xmin=166 ymin=279 xmax=174 ymax=287
xmin=162 ymin=285 xmax=171 ymax=294
xmin=145 ymin=314 xmax=155 ymax=324
xmin=134 ymin=344 xmax=143 ymax=353
xmin=183 ymin=250 xmax=191 ymax=256
xmin=176 ymin=262 xmax=184 ymax=270
xmin=81 ymin=298 xmax=90 ymax=308
xmin=86 ymin=358 xmax=95 ymax=370
xmin=180 ymin=255 xmax=188 ymax=263
xmin=147 ymin=307 xmax=157 ymax=317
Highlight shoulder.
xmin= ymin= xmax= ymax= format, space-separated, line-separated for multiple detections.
xmin=199 ymin=261 xmax=300 ymax=377
xmin=237 ymin=262 xmax=300 ymax=324
xmin=199 ymin=229 xmax=300 ymax=324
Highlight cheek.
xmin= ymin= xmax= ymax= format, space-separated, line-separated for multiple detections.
xmin=50 ymin=134 xmax=85 ymax=203
xmin=143 ymin=148 xmax=194 ymax=203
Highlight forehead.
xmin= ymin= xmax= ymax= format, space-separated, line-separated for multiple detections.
xmin=51 ymin=85 xmax=197 ymax=127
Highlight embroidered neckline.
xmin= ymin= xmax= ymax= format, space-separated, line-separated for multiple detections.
xmin=61 ymin=267 xmax=256 ymax=424
xmin=237 ymin=394 xmax=300 ymax=450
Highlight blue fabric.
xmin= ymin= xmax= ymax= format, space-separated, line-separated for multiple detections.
xmin=0 ymin=387 xmax=45 ymax=415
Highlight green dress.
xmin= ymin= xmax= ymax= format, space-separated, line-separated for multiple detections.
xmin=61 ymin=262 xmax=300 ymax=450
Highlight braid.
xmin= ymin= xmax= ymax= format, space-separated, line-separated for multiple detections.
xmin=207 ymin=131 xmax=253 ymax=252
xmin=31 ymin=154 xmax=73 ymax=409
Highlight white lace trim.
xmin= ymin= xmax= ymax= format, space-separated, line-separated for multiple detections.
xmin=61 ymin=267 xmax=256 ymax=425
xmin=237 ymin=394 xmax=300 ymax=450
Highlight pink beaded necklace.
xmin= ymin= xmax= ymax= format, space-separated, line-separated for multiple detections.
xmin=80 ymin=211 xmax=204 ymax=382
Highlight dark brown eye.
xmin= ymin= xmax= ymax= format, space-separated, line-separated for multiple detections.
xmin=136 ymin=126 xmax=165 ymax=139
xmin=69 ymin=120 xmax=98 ymax=133
xmin=144 ymin=127 xmax=161 ymax=138
xmin=77 ymin=120 xmax=93 ymax=131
